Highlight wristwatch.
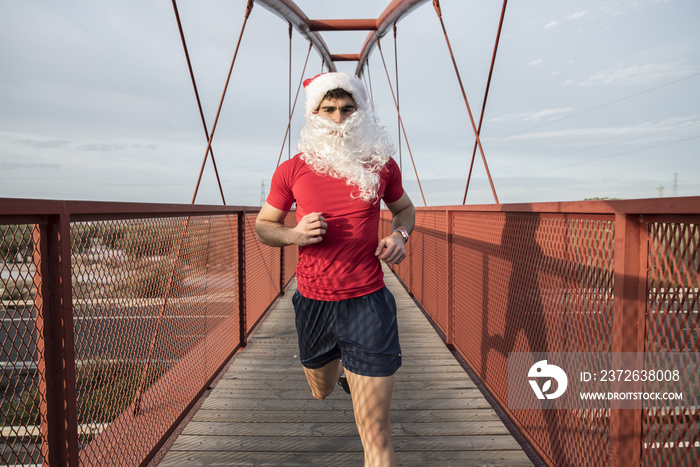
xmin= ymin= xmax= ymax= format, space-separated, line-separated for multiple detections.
xmin=393 ymin=228 xmax=409 ymax=244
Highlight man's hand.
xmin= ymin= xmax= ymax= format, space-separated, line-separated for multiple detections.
xmin=292 ymin=212 xmax=327 ymax=246
xmin=376 ymin=191 xmax=414 ymax=265
xmin=375 ymin=231 xmax=406 ymax=264
xmin=256 ymin=203 xmax=327 ymax=248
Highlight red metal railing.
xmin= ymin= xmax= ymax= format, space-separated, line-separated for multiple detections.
xmin=0 ymin=198 xmax=297 ymax=466
xmin=3 ymin=195 xmax=697 ymax=466
xmin=381 ymin=196 xmax=699 ymax=467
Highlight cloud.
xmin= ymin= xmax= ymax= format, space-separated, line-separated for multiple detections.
xmin=503 ymin=117 xmax=700 ymax=142
xmin=76 ymin=143 xmax=128 ymax=152
xmin=544 ymin=10 xmax=585 ymax=32
xmin=601 ymin=0 xmax=672 ymax=17
xmin=1 ymin=160 xmax=62 ymax=170
xmin=13 ymin=138 xmax=71 ymax=149
xmin=565 ymin=11 xmax=587 ymax=20
xmin=491 ymin=107 xmax=576 ymax=123
xmin=564 ymin=62 xmax=696 ymax=87
xmin=529 ymin=59 xmax=543 ymax=67
xmin=75 ymin=142 xmax=158 ymax=152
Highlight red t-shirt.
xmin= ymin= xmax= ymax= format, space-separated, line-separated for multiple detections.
xmin=266 ymin=154 xmax=404 ymax=301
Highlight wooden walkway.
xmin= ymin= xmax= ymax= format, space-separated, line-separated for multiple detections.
xmin=159 ymin=267 xmax=533 ymax=466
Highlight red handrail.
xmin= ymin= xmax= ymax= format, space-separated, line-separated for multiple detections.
xmin=0 ymin=198 xmax=297 ymax=466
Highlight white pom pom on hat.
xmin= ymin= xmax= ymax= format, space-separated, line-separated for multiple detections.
xmin=303 ymin=72 xmax=370 ymax=118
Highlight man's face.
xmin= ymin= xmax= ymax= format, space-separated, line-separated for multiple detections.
xmin=315 ymin=95 xmax=356 ymax=124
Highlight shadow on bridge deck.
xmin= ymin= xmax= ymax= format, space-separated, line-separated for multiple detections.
xmin=158 ymin=266 xmax=534 ymax=466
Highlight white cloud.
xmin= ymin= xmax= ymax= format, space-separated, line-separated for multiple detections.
xmin=503 ymin=117 xmax=700 ymax=142
xmin=565 ymin=62 xmax=696 ymax=87
xmin=600 ymin=0 xmax=673 ymax=17
xmin=13 ymin=138 xmax=71 ymax=149
xmin=491 ymin=107 xmax=576 ymax=123
xmin=545 ymin=9 xmax=586 ymax=29
xmin=529 ymin=59 xmax=543 ymax=67
xmin=1 ymin=160 xmax=62 ymax=170
xmin=565 ymin=11 xmax=587 ymax=21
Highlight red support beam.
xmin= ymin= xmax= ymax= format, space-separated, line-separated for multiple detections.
xmin=238 ymin=212 xmax=248 ymax=347
xmin=445 ymin=210 xmax=454 ymax=348
xmin=37 ymin=214 xmax=79 ymax=466
xmin=309 ymin=19 xmax=378 ymax=31
xmin=330 ymin=54 xmax=361 ymax=62
xmin=608 ymin=212 xmax=646 ymax=466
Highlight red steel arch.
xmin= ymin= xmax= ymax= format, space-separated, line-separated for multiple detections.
xmin=255 ymin=0 xmax=430 ymax=74
xmin=255 ymin=0 xmax=337 ymax=71
xmin=355 ymin=0 xmax=430 ymax=75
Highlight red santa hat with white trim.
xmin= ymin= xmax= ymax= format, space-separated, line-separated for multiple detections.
xmin=303 ymin=72 xmax=371 ymax=118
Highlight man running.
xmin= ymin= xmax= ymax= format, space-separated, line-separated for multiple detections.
xmin=255 ymin=72 xmax=415 ymax=466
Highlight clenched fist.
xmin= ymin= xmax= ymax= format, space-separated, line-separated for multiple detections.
xmin=375 ymin=231 xmax=407 ymax=264
xmin=293 ymin=212 xmax=328 ymax=246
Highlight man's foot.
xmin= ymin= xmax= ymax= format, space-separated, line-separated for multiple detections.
xmin=337 ymin=374 xmax=351 ymax=394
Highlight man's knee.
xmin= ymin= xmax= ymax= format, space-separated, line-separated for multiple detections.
xmin=310 ymin=386 xmax=334 ymax=400
xmin=303 ymin=362 xmax=342 ymax=400
xmin=362 ymin=418 xmax=392 ymax=448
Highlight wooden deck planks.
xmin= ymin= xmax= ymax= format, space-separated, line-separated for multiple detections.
xmin=159 ymin=267 xmax=533 ymax=466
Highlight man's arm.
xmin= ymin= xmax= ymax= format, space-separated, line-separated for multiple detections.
xmin=255 ymin=202 xmax=328 ymax=247
xmin=375 ymin=191 xmax=415 ymax=264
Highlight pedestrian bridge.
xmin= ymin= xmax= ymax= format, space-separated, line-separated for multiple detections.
xmin=1 ymin=197 xmax=697 ymax=466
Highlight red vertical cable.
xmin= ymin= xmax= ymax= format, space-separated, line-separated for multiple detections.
xmin=288 ymin=22 xmax=293 ymax=160
xmin=276 ymin=41 xmax=314 ymax=168
xmin=192 ymin=0 xmax=254 ymax=204
xmin=394 ymin=24 xmax=402 ymax=172
xmin=171 ymin=0 xmax=228 ymax=205
xmin=433 ymin=0 xmax=499 ymax=204
xmin=463 ymin=0 xmax=508 ymax=204
xmin=365 ymin=62 xmax=375 ymax=110
xmin=362 ymin=63 xmax=378 ymax=124
xmin=362 ymin=73 xmax=372 ymax=109
xmin=377 ymin=39 xmax=427 ymax=207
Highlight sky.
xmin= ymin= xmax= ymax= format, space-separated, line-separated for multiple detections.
xmin=1 ymin=0 xmax=699 ymax=207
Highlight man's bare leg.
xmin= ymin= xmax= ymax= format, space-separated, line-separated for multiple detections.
xmin=345 ymin=369 xmax=396 ymax=467
xmin=302 ymin=359 xmax=344 ymax=400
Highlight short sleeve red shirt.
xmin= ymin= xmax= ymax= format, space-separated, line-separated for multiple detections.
xmin=266 ymin=154 xmax=404 ymax=301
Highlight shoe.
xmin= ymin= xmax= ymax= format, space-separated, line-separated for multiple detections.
xmin=337 ymin=375 xmax=351 ymax=394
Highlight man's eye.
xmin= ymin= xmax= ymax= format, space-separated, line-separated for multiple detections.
xmin=342 ymin=107 xmax=356 ymax=113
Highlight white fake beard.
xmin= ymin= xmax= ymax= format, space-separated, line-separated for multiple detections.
xmin=298 ymin=110 xmax=396 ymax=203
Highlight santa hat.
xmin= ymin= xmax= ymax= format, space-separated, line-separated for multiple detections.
xmin=303 ymin=72 xmax=371 ymax=118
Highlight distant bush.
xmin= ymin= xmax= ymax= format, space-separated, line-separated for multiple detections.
xmin=0 ymin=388 xmax=40 ymax=427
xmin=114 ymin=256 xmax=186 ymax=298
xmin=1 ymin=361 xmax=168 ymax=430
xmin=1 ymin=278 xmax=35 ymax=301
xmin=1 ymin=224 xmax=34 ymax=263
xmin=76 ymin=360 xmax=168 ymax=431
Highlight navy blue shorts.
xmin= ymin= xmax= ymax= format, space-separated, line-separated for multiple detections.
xmin=292 ymin=287 xmax=402 ymax=377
